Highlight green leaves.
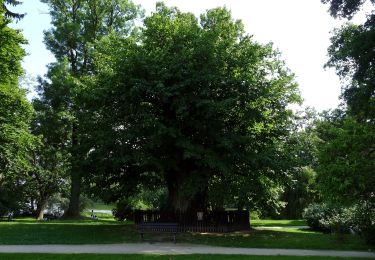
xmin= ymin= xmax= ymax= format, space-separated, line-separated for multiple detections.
xmin=0 ymin=5 xmax=35 ymax=213
xmin=85 ymin=4 xmax=300 ymax=212
xmin=316 ymin=113 xmax=375 ymax=203
xmin=42 ymin=0 xmax=142 ymax=75
xmin=323 ymin=1 xmax=375 ymax=121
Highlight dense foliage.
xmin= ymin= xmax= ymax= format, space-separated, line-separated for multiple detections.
xmin=37 ymin=0 xmax=142 ymax=218
xmin=303 ymin=203 xmax=354 ymax=233
xmin=317 ymin=0 xmax=375 ymax=244
xmin=84 ymin=3 xmax=300 ymax=214
xmin=0 ymin=3 xmax=34 ymax=215
xmin=316 ymin=113 xmax=375 ymax=203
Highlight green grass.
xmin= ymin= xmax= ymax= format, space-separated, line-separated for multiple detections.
xmin=0 ymin=218 xmax=138 ymax=245
xmin=181 ymin=228 xmax=374 ymax=251
xmin=81 ymin=211 xmax=115 ymax=220
xmin=0 ymin=254 xmax=369 ymax=260
xmin=0 ymin=218 xmax=373 ymax=252
xmin=88 ymin=202 xmax=115 ymax=211
xmin=250 ymin=219 xmax=307 ymax=227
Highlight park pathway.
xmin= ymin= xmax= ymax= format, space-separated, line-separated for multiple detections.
xmin=0 ymin=243 xmax=374 ymax=258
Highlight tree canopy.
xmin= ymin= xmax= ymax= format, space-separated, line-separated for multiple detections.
xmin=0 ymin=3 xmax=34 ymax=215
xmin=84 ymin=3 xmax=301 ymax=213
xmin=323 ymin=0 xmax=375 ymax=121
xmin=37 ymin=0 xmax=143 ymax=218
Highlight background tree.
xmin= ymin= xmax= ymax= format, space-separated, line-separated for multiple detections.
xmin=322 ymin=0 xmax=374 ymax=19
xmin=317 ymin=0 xmax=375 ymax=243
xmin=38 ymin=0 xmax=142 ymax=218
xmin=2 ymin=0 xmax=25 ymax=20
xmin=323 ymin=0 xmax=375 ymax=121
xmin=279 ymin=109 xmax=320 ymax=219
xmin=85 ymin=4 xmax=301 ymax=214
xmin=321 ymin=0 xmax=375 ymax=208
xmin=316 ymin=112 xmax=375 ymax=203
xmin=0 ymin=3 xmax=34 ymax=215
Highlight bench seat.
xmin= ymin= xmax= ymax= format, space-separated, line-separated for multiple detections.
xmin=137 ymin=222 xmax=179 ymax=242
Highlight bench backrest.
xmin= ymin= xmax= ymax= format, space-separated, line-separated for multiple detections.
xmin=138 ymin=222 xmax=179 ymax=232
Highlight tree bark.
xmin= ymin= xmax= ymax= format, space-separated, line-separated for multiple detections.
xmin=164 ymin=169 xmax=208 ymax=215
xmin=36 ymin=198 xmax=48 ymax=220
xmin=63 ymin=170 xmax=82 ymax=218
xmin=63 ymin=122 xmax=82 ymax=219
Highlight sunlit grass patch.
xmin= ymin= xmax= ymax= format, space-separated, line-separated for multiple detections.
xmin=250 ymin=219 xmax=307 ymax=227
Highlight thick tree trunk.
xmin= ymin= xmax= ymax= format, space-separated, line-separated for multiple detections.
xmin=63 ymin=170 xmax=81 ymax=218
xmin=164 ymin=169 xmax=208 ymax=214
xmin=63 ymin=122 xmax=82 ymax=219
xmin=36 ymin=199 xmax=48 ymax=220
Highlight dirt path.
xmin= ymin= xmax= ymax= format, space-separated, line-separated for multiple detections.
xmin=0 ymin=243 xmax=374 ymax=258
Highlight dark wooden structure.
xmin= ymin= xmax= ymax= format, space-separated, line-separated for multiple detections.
xmin=134 ymin=210 xmax=250 ymax=233
xmin=138 ymin=222 xmax=179 ymax=242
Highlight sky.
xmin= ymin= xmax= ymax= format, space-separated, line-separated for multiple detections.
xmin=10 ymin=0 xmax=372 ymax=111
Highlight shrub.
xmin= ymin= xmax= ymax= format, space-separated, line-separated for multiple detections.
xmin=303 ymin=203 xmax=354 ymax=233
xmin=322 ymin=207 xmax=354 ymax=234
xmin=112 ymin=199 xmax=134 ymax=221
xmin=353 ymin=200 xmax=375 ymax=244
xmin=303 ymin=203 xmax=332 ymax=232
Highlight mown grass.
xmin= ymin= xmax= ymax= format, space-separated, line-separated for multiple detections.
xmin=0 ymin=218 xmax=373 ymax=251
xmin=0 ymin=254 xmax=369 ymax=260
xmin=181 ymin=228 xmax=374 ymax=251
xmin=88 ymin=202 xmax=115 ymax=211
xmin=250 ymin=219 xmax=307 ymax=227
xmin=0 ymin=217 xmax=137 ymax=245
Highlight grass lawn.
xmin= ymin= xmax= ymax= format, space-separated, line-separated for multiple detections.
xmin=0 ymin=254 xmax=369 ymax=260
xmin=0 ymin=217 xmax=137 ymax=245
xmin=88 ymin=202 xmax=115 ymax=211
xmin=250 ymin=219 xmax=307 ymax=227
xmin=0 ymin=218 xmax=373 ymax=251
xmin=180 ymin=228 xmax=374 ymax=251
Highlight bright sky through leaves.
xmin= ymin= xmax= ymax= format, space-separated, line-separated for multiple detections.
xmin=10 ymin=0 xmax=372 ymax=111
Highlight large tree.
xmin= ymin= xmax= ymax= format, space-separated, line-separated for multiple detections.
xmin=323 ymin=0 xmax=375 ymax=121
xmin=321 ymin=0 xmax=375 ymax=200
xmin=0 ymin=2 xmax=34 ymax=214
xmin=85 ymin=4 xmax=301 ymax=214
xmin=319 ymin=0 xmax=375 ymax=243
xmin=38 ymin=0 xmax=142 ymax=218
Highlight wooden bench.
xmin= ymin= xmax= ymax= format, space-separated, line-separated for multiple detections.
xmin=137 ymin=222 xmax=179 ymax=242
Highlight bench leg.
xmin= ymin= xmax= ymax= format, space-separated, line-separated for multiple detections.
xmin=140 ymin=233 xmax=144 ymax=241
xmin=173 ymin=233 xmax=176 ymax=243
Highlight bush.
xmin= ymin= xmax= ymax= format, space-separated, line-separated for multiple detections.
xmin=303 ymin=203 xmax=331 ymax=232
xmin=353 ymin=200 xmax=375 ymax=244
xmin=304 ymin=201 xmax=375 ymax=245
xmin=322 ymin=207 xmax=354 ymax=234
xmin=112 ymin=199 xmax=134 ymax=221
xmin=303 ymin=203 xmax=354 ymax=233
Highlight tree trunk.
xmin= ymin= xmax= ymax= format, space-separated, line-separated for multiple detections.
xmin=36 ymin=198 xmax=48 ymax=220
xmin=63 ymin=170 xmax=81 ymax=218
xmin=63 ymin=122 xmax=82 ymax=219
xmin=164 ymin=169 xmax=208 ymax=214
